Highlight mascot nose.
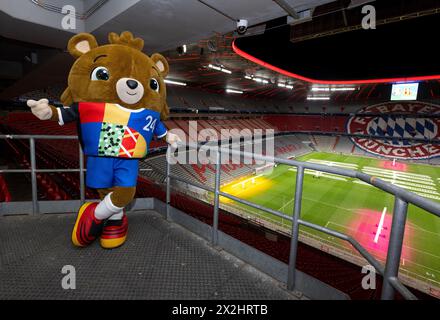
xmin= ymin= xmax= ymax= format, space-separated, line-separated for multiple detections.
xmin=126 ymin=79 xmax=138 ymax=89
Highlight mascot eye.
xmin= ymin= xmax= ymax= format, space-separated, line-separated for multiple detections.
xmin=150 ymin=78 xmax=160 ymax=92
xmin=91 ymin=66 xmax=110 ymax=81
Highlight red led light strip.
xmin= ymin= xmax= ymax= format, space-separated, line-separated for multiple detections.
xmin=232 ymin=40 xmax=440 ymax=84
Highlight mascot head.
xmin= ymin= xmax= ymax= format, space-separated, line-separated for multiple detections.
xmin=61 ymin=31 xmax=169 ymax=120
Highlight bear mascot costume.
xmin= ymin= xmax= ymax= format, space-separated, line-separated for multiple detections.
xmin=27 ymin=31 xmax=179 ymax=249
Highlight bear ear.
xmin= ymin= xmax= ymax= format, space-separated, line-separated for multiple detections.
xmin=67 ymin=33 xmax=98 ymax=59
xmin=151 ymin=53 xmax=169 ymax=78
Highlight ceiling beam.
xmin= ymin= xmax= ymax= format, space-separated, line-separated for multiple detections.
xmin=273 ymin=0 xmax=300 ymax=19
xmin=196 ymin=0 xmax=237 ymax=21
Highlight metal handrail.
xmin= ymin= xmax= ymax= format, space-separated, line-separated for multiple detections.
xmin=1 ymin=134 xmax=83 ymax=213
xmin=166 ymin=142 xmax=440 ymax=300
xmin=0 ymin=135 xmax=151 ymax=213
xmin=1 ymin=134 xmax=438 ymax=299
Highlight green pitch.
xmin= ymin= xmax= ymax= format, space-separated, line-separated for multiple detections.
xmin=220 ymin=152 xmax=440 ymax=293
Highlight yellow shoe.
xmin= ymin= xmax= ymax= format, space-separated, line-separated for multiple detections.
xmin=100 ymin=214 xmax=128 ymax=249
xmin=72 ymin=202 xmax=104 ymax=247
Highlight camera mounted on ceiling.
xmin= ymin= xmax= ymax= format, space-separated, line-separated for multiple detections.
xmin=236 ymin=19 xmax=248 ymax=35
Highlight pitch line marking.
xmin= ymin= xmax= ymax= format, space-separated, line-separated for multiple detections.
xmin=361 ymin=170 xmax=437 ymax=187
xmin=353 ymin=180 xmax=375 ymax=187
xmin=308 ymin=159 xmax=359 ymax=169
xmin=361 ymin=170 xmax=436 ymax=185
xmin=362 ymin=166 xmax=432 ymax=179
xmin=225 ymin=161 xmax=440 ymax=268
xmin=374 ymin=207 xmax=387 ymax=244
xmin=229 ymin=174 xmax=262 ymax=188
xmin=406 ymin=261 xmax=440 ymax=277
xmin=326 ymin=221 xmax=440 ymax=261
xmin=303 ymin=225 xmax=440 ymax=284
xmin=278 ymin=197 xmax=295 ymax=213
xmin=306 ymin=224 xmax=440 ymax=285
xmin=363 ymin=173 xmax=434 ymax=185
xmin=406 ymin=221 xmax=440 ymax=237
xmin=361 ymin=170 xmax=436 ymax=186
xmin=240 ymin=178 xmax=439 ymax=237
xmin=289 ymin=167 xmax=348 ymax=181
xmin=325 ymin=222 xmax=440 ymax=277
xmin=291 ymin=164 xmax=436 ymax=200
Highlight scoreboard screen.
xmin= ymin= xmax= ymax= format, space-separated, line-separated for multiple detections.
xmin=391 ymin=83 xmax=419 ymax=101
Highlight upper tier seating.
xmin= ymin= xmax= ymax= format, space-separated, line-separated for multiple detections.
xmin=263 ymin=115 xmax=347 ymax=133
xmin=17 ymin=86 xmax=65 ymax=104
xmin=166 ymin=117 xmax=276 ymax=144
xmin=140 ymin=135 xmax=314 ymax=187
xmin=2 ymin=112 xmax=439 ymax=182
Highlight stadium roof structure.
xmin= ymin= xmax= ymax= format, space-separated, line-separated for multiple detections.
xmin=2 ymin=1 xmax=440 ymax=103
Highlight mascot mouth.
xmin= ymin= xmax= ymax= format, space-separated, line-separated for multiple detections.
xmin=116 ymin=78 xmax=144 ymax=104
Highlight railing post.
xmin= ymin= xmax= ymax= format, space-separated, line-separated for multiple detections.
xmin=287 ymin=165 xmax=304 ymax=291
xmin=29 ymin=137 xmax=39 ymax=214
xmin=166 ymin=146 xmax=171 ymax=220
xmin=79 ymin=144 xmax=85 ymax=205
xmin=381 ymin=196 xmax=408 ymax=300
xmin=212 ymin=148 xmax=221 ymax=245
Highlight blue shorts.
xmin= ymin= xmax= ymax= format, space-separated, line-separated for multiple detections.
xmin=86 ymin=156 xmax=139 ymax=188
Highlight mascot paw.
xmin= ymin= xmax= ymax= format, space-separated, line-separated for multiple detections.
xmin=100 ymin=214 xmax=128 ymax=249
xmin=72 ymin=202 xmax=104 ymax=247
xmin=166 ymin=132 xmax=182 ymax=149
xmin=27 ymin=98 xmax=52 ymax=120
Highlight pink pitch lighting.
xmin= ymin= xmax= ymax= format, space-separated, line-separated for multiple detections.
xmin=379 ymin=160 xmax=408 ymax=172
xmin=348 ymin=209 xmax=413 ymax=262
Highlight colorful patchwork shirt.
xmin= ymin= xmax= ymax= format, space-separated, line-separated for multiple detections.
xmin=57 ymin=102 xmax=167 ymax=158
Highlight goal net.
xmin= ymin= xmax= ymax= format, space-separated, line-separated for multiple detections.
xmin=254 ymin=162 xmax=275 ymax=175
